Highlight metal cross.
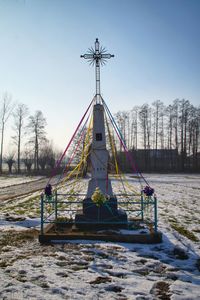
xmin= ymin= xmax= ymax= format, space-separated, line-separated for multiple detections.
xmin=81 ymin=38 xmax=114 ymax=103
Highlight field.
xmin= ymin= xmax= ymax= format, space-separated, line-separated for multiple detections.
xmin=0 ymin=174 xmax=200 ymax=300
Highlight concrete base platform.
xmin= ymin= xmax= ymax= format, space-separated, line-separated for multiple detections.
xmin=39 ymin=223 xmax=162 ymax=244
xmin=75 ymin=198 xmax=128 ymax=230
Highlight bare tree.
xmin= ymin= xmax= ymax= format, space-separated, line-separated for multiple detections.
xmin=38 ymin=141 xmax=56 ymax=171
xmin=113 ymin=98 xmax=200 ymax=172
xmin=23 ymin=147 xmax=34 ymax=173
xmin=115 ymin=111 xmax=129 ymax=151
xmin=172 ymin=99 xmax=179 ymax=152
xmin=26 ymin=110 xmax=47 ymax=171
xmin=152 ymin=100 xmax=165 ymax=150
xmin=47 ymin=147 xmax=57 ymax=170
xmin=166 ymin=105 xmax=173 ymax=150
xmin=179 ymin=99 xmax=191 ymax=170
xmin=159 ymin=104 xmax=165 ymax=149
xmin=12 ymin=103 xmax=29 ymax=173
xmin=188 ymin=105 xmax=200 ymax=170
xmin=152 ymin=100 xmax=164 ymax=169
xmin=139 ymin=104 xmax=152 ymax=170
xmin=0 ymin=93 xmax=15 ymax=173
xmin=139 ymin=104 xmax=152 ymax=150
xmin=130 ymin=106 xmax=139 ymax=150
xmin=4 ymin=152 xmax=15 ymax=174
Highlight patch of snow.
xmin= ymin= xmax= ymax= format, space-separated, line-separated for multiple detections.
xmin=0 ymin=175 xmax=44 ymax=188
xmin=0 ymin=174 xmax=200 ymax=299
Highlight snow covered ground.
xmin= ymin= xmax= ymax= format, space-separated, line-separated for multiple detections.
xmin=0 ymin=174 xmax=200 ymax=299
xmin=0 ymin=175 xmax=44 ymax=189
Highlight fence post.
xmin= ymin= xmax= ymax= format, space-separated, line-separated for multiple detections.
xmin=41 ymin=193 xmax=44 ymax=235
xmin=55 ymin=190 xmax=58 ymax=221
xmin=141 ymin=191 xmax=144 ymax=221
xmin=154 ymin=195 xmax=158 ymax=232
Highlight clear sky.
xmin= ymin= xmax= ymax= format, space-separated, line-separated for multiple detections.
xmin=0 ymin=0 xmax=199 ymax=151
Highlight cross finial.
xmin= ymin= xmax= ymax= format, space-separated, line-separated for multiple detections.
xmin=81 ymin=38 xmax=114 ymax=103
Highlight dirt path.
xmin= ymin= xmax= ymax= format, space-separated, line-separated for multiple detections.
xmin=0 ymin=177 xmax=58 ymax=202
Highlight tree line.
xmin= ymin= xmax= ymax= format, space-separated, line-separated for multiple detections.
xmin=0 ymin=93 xmax=60 ymax=175
xmin=1 ymin=93 xmax=199 ymax=175
xmin=114 ymin=99 xmax=200 ymax=172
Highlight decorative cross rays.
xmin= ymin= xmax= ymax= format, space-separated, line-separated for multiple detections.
xmin=81 ymin=38 xmax=114 ymax=103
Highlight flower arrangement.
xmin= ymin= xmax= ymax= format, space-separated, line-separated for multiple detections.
xmin=143 ymin=186 xmax=154 ymax=196
xmin=91 ymin=187 xmax=106 ymax=207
